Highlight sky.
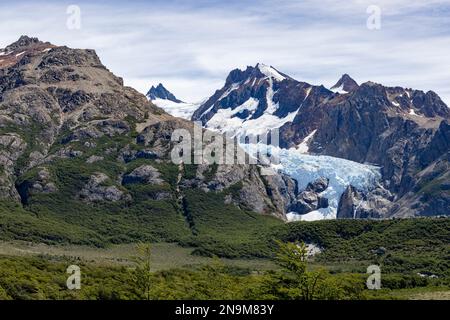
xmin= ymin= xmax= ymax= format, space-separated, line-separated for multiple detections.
xmin=0 ymin=0 xmax=449 ymax=104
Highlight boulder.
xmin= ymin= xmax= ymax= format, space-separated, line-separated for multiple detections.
xmin=289 ymin=177 xmax=329 ymax=215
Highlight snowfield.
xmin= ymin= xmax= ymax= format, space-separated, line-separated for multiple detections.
xmin=206 ymin=97 xmax=298 ymax=136
xmin=151 ymin=98 xmax=201 ymax=120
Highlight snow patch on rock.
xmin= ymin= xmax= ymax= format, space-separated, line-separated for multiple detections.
xmin=409 ymin=108 xmax=422 ymax=117
xmin=257 ymin=63 xmax=286 ymax=82
xmin=296 ymin=130 xmax=317 ymax=154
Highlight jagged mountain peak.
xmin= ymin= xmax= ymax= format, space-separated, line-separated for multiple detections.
xmin=5 ymin=35 xmax=42 ymax=50
xmin=146 ymin=83 xmax=182 ymax=103
xmin=331 ymin=74 xmax=359 ymax=93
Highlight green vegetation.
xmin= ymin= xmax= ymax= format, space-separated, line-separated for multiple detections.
xmin=0 ymin=118 xmax=448 ymax=300
xmin=0 ymin=239 xmax=447 ymax=300
xmin=273 ymin=241 xmax=341 ymax=300
xmin=182 ymin=188 xmax=283 ymax=258
xmin=276 ymin=218 xmax=450 ymax=277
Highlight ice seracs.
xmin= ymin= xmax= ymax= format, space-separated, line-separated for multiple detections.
xmin=146 ymin=83 xmax=201 ymax=120
xmin=273 ymin=148 xmax=381 ymax=221
xmin=242 ymin=144 xmax=381 ymax=221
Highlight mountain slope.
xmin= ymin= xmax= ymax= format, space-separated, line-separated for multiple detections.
xmin=0 ymin=36 xmax=302 ymax=249
xmin=311 ymin=82 xmax=450 ymax=217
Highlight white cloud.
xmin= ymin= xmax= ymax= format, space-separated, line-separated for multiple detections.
xmin=0 ymin=0 xmax=449 ymax=104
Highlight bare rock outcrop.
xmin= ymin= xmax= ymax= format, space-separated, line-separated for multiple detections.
xmin=288 ymin=177 xmax=330 ymax=215
xmin=79 ymin=173 xmax=129 ymax=203
xmin=122 ymin=165 xmax=164 ymax=185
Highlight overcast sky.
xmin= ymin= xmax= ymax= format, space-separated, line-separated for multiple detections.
xmin=1 ymin=0 xmax=449 ymax=104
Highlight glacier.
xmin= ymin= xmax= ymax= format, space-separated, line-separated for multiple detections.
xmin=244 ymin=145 xmax=382 ymax=221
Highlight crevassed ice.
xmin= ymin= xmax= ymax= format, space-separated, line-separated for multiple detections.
xmin=243 ymin=145 xmax=382 ymax=221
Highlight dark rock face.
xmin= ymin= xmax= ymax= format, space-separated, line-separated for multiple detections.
xmin=337 ymin=185 xmax=362 ymax=219
xmin=262 ymin=172 xmax=298 ymax=215
xmin=306 ymin=177 xmax=329 ymax=193
xmin=311 ymin=81 xmax=450 ymax=217
xmin=146 ymin=83 xmax=182 ymax=103
xmin=289 ymin=177 xmax=330 ymax=215
xmin=336 ymin=185 xmax=393 ymax=219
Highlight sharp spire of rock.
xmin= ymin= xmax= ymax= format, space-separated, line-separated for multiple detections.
xmin=146 ymin=83 xmax=182 ymax=103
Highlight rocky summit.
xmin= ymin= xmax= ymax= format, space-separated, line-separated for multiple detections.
xmin=192 ymin=63 xmax=326 ymax=137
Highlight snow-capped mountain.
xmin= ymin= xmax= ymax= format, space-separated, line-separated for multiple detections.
xmin=243 ymin=144 xmax=382 ymax=221
xmin=192 ymin=63 xmax=329 ymax=137
xmin=146 ymin=83 xmax=200 ymax=120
